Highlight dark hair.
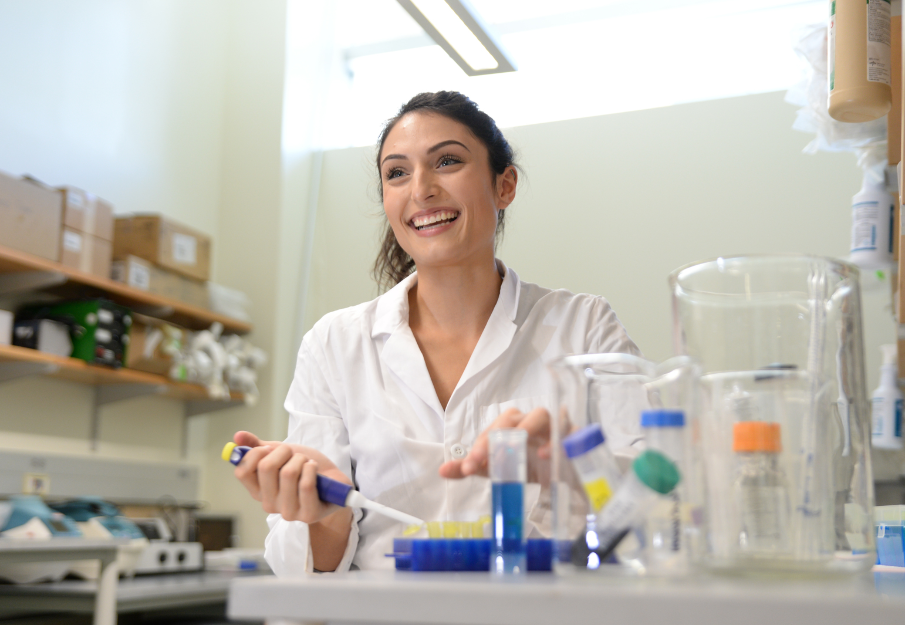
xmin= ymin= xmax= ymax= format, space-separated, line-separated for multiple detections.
xmin=372 ymin=91 xmax=517 ymax=291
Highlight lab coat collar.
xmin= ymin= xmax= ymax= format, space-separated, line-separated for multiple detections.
xmin=371 ymin=259 xmax=518 ymax=338
xmin=371 ymin=260 xmax=520 ymax=416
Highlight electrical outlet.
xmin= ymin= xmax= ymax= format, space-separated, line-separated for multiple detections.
xmin=22 ymin=473 xmax=50 ymax=495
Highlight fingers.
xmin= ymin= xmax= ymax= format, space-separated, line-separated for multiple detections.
xmin=233 ymin=443 xmax=275 ymax=501
xmin=256 ymin=445 xmax=295 ymax=512
xmin=438 ymin=459 xmax=467 ymax=480
xmin=282 ymin=456 xmax=340 ymax=524
xmin=238 ymin=443 xmax=341 ymax=524
xmin=233 ymin=430 xmax=261 ymax=447
xmin=274 ymin=453 xmax=308 ymax=520
xmin=460 ymin=407 xmax=523 ymax=476
xmin=234 ymin=430 xmax=284 ymax=449
xmin=297 ymin=458 xmax=332 ymax=523
xmin=441 ymin=406 xmax=553 ymax=480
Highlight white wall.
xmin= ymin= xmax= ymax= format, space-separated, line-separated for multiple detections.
xmin=0 ymin=0 xmax=231 ymax=463
xmin=308 ymin=91 xmax=902 ymax=477
xmin=0 ymin=0 xmax=305 ymax=548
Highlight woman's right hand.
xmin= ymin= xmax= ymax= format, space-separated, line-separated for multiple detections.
xmin=232 ymin=431 xmax=353 ymax=525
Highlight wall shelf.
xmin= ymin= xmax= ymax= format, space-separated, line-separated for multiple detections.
xmin=0 ymin=246 xmax=252 ymax=335
xmin=0 ymin=343 xmax=245 ymax=453
xmin=0 ymin=344 xmax=244 ymax=404
xmin=0 ymin=243 xmax=252 ymax=455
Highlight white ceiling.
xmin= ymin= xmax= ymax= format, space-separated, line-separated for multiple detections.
xmin=321 ymin=0 xmax=827 ymax=146
xmin=333 ymin=0 xmax=816 ymax=53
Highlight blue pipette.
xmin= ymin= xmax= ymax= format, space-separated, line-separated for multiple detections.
xmin=222 ymin=442 xmax=424 ymax=526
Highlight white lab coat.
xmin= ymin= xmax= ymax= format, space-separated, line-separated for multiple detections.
xmin=265 ymin=261 xmax=642 ymax=575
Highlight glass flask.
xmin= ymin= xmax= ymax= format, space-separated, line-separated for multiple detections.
xmin=669 ymin=254 xmax=875 ymax=574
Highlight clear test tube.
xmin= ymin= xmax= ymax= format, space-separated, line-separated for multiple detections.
xmin=489 ymin=428 xmax=527 ymax=575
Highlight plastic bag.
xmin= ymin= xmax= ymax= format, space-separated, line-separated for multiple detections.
xmin=785 ymin=23 xmax=887 ymax=155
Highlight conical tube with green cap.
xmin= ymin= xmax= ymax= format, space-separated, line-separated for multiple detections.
xmin=576 ymin=450 xmax=681 ymax=565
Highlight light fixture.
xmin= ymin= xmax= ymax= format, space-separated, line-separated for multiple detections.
xmin=396 ymin=0 xmax=516 ymax=76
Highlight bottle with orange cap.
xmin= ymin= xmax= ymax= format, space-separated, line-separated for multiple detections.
xmin=732 ymin=421 xmax=792 ymax=555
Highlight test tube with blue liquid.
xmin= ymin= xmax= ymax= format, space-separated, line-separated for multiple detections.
xmin=489 ymin=429 xmax=527 ymax=575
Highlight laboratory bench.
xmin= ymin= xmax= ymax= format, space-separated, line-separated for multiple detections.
xmin=0 ymin=568 xmax=271 ymax=625
xmin=228 ymin=567 xmax=905 ymax=625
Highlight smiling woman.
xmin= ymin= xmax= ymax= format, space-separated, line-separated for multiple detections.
xmin=231 ymin=91 xmax=644 ymax=575
xmin=373 ymin=91 xmax=518 ymax=290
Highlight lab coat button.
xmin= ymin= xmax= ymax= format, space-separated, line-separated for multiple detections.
xmin=450 ymin=443 xmax=466 ymax=458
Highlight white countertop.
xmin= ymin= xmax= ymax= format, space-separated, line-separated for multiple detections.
xmin=0 ymin=538 xmax=125 ymax=560
xmin=0 ymin=569 xmax=269 ymax=612
xmin=228 ymin=568 xmax=905 ymax=625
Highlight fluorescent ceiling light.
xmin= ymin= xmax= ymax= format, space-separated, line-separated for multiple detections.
xmin=396 ymin=0 xmax=516 ymax=76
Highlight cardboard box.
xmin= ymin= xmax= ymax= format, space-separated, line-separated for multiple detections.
xmin=889 ymin=14 xmax=902 ymax=166
xmin=898 ymin=336 xmax=905 ymax=380
xmin=58 ymin=186 xmax=114 ymax=241
xmin=0 ymin=171 xmax=63 ymax=261
xmin=59 ymin=228 xmax=112 ymax=278
xmin=899 ymin=200 xmax=905 ymax=323
xmin=114 ymin=215 xmax=211 ymax=281
xmin=111 ymin=255 xmax=208 ymax=309
xmin=126 ymin=318 xmax=185 ymax=377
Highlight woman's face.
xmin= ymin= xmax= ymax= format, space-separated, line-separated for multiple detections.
xmin=379 ymin=111 xmax=516 ymax=272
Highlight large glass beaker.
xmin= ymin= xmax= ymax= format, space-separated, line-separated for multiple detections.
xmin=547 ymin=354 xmax=705 ymax=574
xmin=669 ymin=254 xmax=875 ymax=574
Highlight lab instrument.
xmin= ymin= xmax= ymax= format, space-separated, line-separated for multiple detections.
xmin=489 ymin=429 xmax=527 ymax=575
xmin=17 ymin=299 xmax=132 ymax=367
xmin=222 ymin=442 xmax=423 ymax=526
xmin=12 ymin=318 xmax=72 ymax=357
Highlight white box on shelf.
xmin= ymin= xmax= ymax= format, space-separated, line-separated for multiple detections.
xmin=208 ymin=282 xmax=250 ymax=322
xmin=0 ymin=310 xmax=12 ymax=345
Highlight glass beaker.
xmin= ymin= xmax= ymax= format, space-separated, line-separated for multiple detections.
xmin=669 ymin=254 xmax=875 ymax=574
xmin=547 ymin=354 xmax=704 ymax=574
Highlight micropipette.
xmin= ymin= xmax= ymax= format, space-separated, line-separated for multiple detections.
xmin=222 ymin=442 xmax=424 ymax=526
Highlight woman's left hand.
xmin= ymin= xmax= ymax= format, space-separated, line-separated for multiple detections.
xmin=439 ymin=406 xmax=551 ymax=480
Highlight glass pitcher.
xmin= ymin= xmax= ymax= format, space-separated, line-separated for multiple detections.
xmin=669 ymin=254 xmax=875 ymax=574
xmin=547 ymin=354 xmax=705 ymax=574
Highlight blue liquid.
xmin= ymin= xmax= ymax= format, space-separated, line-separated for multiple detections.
xmin=492 ymin=482 xmax=525 ymax=574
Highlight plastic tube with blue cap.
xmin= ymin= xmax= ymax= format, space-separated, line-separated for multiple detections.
xmin=640 ymin=409 xmax=687 ymax=571
xmin=222 ymin=442 xmax=424 ymax=526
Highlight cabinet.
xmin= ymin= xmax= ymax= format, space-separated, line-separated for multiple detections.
xmin=0 ymin=244 xmax=254 ymax=451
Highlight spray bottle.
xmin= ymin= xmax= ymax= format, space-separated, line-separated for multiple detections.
xmin=872 ymin=344 xmax=903 ymax=450
xmin=850 ymin=160 xmax=895 ymax=271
